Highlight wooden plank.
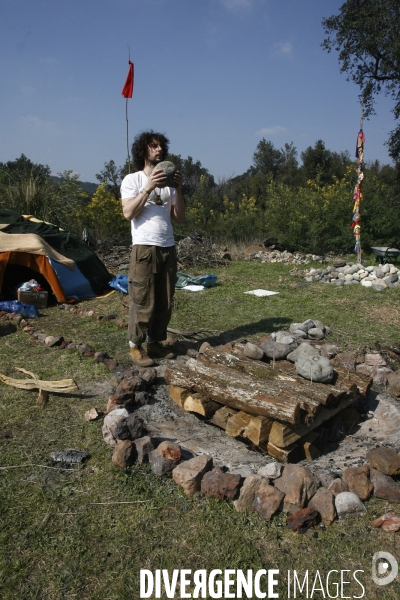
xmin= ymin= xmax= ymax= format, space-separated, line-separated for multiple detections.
xmin=212 ymin=406 xmax=237 ymax=429
xmin=225 ymin=411 xmax=253 ymax=437
xmin=168 ymin=384 xmax=189 ymax=407
xmin=302 ymin=432 xmax=321 ymax=461
xmin=165 ymin=359 xmax=302 ymax=425
xmin=183 ymin=393 xmax=220 ymax=418
xmin=243 ymin=415 xmax=273 ymax=445
xmin=268 ymin=393 xmax=360 ymax=449
xmin=265 ymin=441 xmax=299 ymax=463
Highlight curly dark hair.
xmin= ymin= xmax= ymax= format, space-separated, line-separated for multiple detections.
xmin=131 ymin=130 xmax=170 ymax=171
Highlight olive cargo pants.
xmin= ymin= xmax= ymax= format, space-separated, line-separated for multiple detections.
xmin=128 ymin=245 xmax=177 ymax=346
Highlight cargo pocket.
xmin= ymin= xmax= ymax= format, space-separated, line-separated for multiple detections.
xmin=129 ymin=277 xmax=150 ymax=307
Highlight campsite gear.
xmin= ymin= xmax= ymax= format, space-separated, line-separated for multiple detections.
xmin=0 ymin=300 xmax=39 ymax=318
xmin=147 ymin=341 xmax=176 ymax=360
xmin=175 ymin=272 xmax=217 ymax=289
xmin=129 ymin=346 xmax=155 ymax=367
xmin=17 ymin=289 xmax=48 ymax=308
xmin=0 ymin=210 xmax=112 ymax=303
xmin=371 ymin=246 xmax=400 ymax=265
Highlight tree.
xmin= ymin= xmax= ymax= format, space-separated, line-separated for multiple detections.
xmin=322 ymin=0 xmax=400 ymax=159
xmin=300 ymin=140 xmax=352 ymax=184
xmin=96 ymin=160 xmax=123 ymax=200
xmin=253 ymin=139 xmax=284 ymax=179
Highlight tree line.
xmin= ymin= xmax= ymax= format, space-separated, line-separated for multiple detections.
xmin=1 ymin=139 xmax=400 ymax=256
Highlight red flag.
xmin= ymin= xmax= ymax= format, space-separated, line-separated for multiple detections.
xmin=122 ymin=61 xmax=134 ymax=98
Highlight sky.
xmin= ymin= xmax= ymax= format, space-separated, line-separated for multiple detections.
xmin=0 ymin=0 xmax=396 ymax=184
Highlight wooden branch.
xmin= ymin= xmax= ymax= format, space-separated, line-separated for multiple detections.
xmin=0 ymin=369 xmax=78 ymax=394
xmin=165 ymin=359 xmax=301 ymax=425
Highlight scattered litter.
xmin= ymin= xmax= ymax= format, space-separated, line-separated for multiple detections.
xmin=244 ymin=289 xmax=279 ymax=297
xmin=180 ymin=285 xmax=205 ymax=292
xmin=17 ymin=279 xmax=44 ymax=292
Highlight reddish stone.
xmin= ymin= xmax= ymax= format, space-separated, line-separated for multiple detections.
xmin=328 ymin=478 xmax=349 ymax=497
xmin=103 ymin=358 xmax=118 ymax=371
xmin=201 ymin=466 xmax=241 ymax=500
xmin=308 ymin=487 xmax=336 ymax=525
xmin=156 ymin=441 xmax=181 ymax=461
xmin=112 ymin=440 xmax=137 ymax=468
xmin=287 ymin=507 xmax=319 ymax=533
xmin=172 ymin=455 xmax=213 ymax=495
xmin=234 ymin=474 xmax=267 ymax=513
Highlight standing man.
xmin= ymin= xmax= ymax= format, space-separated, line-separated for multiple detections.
xmin=121 ymin=130 xmax=185 ymax=367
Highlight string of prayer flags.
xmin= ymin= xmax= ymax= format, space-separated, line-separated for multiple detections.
xmin=351 ymin=127 xmax=365 ymax=261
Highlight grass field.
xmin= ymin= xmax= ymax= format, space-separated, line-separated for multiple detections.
xmin=1 ymin=259 xmax=400 ymax=599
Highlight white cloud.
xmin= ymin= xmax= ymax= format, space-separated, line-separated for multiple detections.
xmin=257 ymin=126 xmax=287 ymax=136
xmin=272 ymin=41 xmax=292 ymax=56
xmin=219 ymin=0 xmax=254 ymax=11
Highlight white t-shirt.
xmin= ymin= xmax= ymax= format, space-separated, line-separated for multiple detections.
xmin=120 ymin=171 xmax=177 ymax=247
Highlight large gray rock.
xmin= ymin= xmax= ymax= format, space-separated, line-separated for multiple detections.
xmin=260 ymin=341 xmax=295 ymax=360
xmin=234 ymin=474 xmax=267 ymax=513
xmin=287 ymin=343 xmax=319 ymax=362
xmin=295 ymin=354 xmax=335 ymax=383
xmin=154 ymin=160 xmax=177 ymax=187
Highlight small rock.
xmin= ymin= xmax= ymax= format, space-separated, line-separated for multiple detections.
xmin=84 ymin=408 xmax=100 ymax=421
xmin=201 ymin=466 xmax=241 ymax=500
xmin=366 ymin=446 xmax=400 ymax=476
xmin=157 ymin=441 xmax=181 ymax=461
xmin=328 ymin=478 xmax=349 ymax=497
xmin=364 ymin=353 xmax=387 ymax=367
xmin=387 ymin=372 xmax=400 ymax=398
xmin=112 ymin=440 xmax=137 ymax=468
xmin=287 ymin=507 xmax=319 ymax=533
xmin=114 ymin=413 xmax=144 ymax=441
xmin=133 ymin=436 xmax=154 ymax=464
xmin=308 ymin=487 xmax=336 ymax=526
xmin=307 ymin=328 xmax=325 ymax=340
xmin=243 ymin=342 xmax=264 ymax=361
xmin=335 ymin=492 xmax=367 ymax=517
xmin=148 ymin=448 xmax=180 ymax=477
xmin=102 ymin=408 xmax=129 ymax=448
xmin=260 ymin=341 xmax=294 ymax=360
xmin=253 ymin=481 xmax=285 ymax=520
xmin=172 ymin=454 xmax=213 ymax=495
xmin=234 ymin=474 xmax=267 ymax=513
xmin=274 ymin=464 xmax=320 ymax=513
xmin=44 ymin=335 xmax=63 ymax=347
xmin=342 ymin=466 xmax=373 ymax=501
xmin=297 ymin=319 xmax=315 ymax=333
xmin=257 ymin=462 xmax=283 ymax=480
xmin=370 ymin=468 xmax=400 ymax=503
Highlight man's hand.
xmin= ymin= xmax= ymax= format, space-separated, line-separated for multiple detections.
xmin=174 ymin=170 xmax=183 ymax=190
xmin=147 ymin=169 xmax=167 ymax=191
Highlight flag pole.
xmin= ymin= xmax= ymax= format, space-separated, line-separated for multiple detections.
xmin=353 ymin=104 xmax=364 ymax=264
xmin=121 ymin=47 xmax=134 ymax=174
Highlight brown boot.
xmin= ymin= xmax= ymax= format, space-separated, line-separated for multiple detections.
xmin=147 ymin=341 xmax=176 ymax=360
xmin=129 ymin=346 xmax=155 ymax=367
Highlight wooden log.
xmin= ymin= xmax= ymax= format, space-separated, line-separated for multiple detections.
xmin=212 ymin=406 xmax=237 ymax=429
xmin=264 ymin=441 xmax=299 ymax=463
xmin=199 ymin=346 xmax=365 ymax=414
xmin=165 ymin=359 xmax=301 ymax=425
xmin=0 ymin=369 xmax=78 ymax=394
xmin=268 ymin=393 xmax=360 ymax=449
xmin=183 ymin=393 xmax=220 ymax=418
xmin=225 ymin=411 xmax=253 ymax=437
xmin=231 ymin=343 xmax=372 ymax=399
xmin=168 ymin=384 xmax=189 ymax=407
xmin=243 ymin=415 xmax=273 ymax=445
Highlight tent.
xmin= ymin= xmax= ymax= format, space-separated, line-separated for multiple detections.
xmin=0 ymin=209 xmax=112 ymax=303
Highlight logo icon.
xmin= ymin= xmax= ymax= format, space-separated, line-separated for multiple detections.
xmin=372 ymin=551 xmax=398 ymax=586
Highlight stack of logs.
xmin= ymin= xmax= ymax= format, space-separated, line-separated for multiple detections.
xmin=164 ymin=345 xmax=372 ymax=463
